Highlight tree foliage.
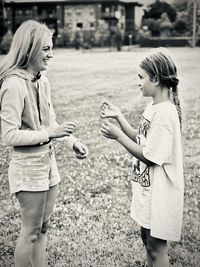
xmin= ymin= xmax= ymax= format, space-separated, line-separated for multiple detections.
xmin=143 ymin=0 xmax=177 ymax=22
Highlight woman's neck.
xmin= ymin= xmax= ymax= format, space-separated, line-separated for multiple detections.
xmin=26 ymin=67 xmax=38 ymax=77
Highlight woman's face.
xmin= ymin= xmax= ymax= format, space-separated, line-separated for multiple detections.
xmin=29 ymin=34 xmax=53 ymax=73
xmin=137 ymin=67 xmax=157 ymax=97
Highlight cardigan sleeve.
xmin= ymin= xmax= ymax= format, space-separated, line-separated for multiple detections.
xmin=0 ymin=77 xmax=49 ymax=146
xmin=44 ymin=76 xmax=77 ymax=150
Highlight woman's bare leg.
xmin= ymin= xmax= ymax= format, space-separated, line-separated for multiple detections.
xmin=14 ymin=190 xmax=47 ymax=267
xmin=31 ymin=184 xmax=59 ymax=266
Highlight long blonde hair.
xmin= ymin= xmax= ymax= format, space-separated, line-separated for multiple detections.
xmin=140 ymin=49 xmax=182 ymax=128
xmin=0 ymin=20 xmax=52 ymax=79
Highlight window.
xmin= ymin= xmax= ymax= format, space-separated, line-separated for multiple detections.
xmin=89 ymin=8 xmax=94 ymax=15
xmin=90 ymin=22 xmax=94 ymax=28
xmin=16 ymin=10 xmax=23 ymax=15
xmin=65 ymin=8 xmax=72 ymax=16
xmin=105 ymin=7 xmax=110 ymax=13
xmin=76 ymin=22 xmax=83 ymax=29
xmin=76 ymin=8 xmax=82 ymax=15
xmin=66 ymin=23 xmax=72 ymax=29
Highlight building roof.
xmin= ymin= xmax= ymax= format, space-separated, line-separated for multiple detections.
xmin=5 ymin=0 xmax=142 ymax=5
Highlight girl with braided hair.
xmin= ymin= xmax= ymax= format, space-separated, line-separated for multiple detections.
xmin=99 ymin=48 xmax=184 ymax=267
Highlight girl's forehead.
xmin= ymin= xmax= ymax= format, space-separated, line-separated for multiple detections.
xmin=138 ymin=67 xmax=148 ymax=77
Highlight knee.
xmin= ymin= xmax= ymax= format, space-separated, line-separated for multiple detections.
xmin=146 ymin=243 xmax=157 ymax=261
xmin=146 ymin=238 xmax=168 ymax=262
xmin=30 ymin=227 xmax=42 ymax=242
xmin=41 ymin=220 xmax=49 ymax=234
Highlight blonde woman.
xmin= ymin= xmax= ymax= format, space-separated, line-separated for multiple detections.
xmin=0 ymin=20 xmax=88 ymax=267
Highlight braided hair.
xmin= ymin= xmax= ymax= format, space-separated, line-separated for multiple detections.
xmin=140 ymin=50 xmax=182 ymax=128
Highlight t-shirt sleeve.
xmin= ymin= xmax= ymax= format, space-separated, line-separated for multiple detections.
xmin=143 ymin=121 xmax=173 ymax=166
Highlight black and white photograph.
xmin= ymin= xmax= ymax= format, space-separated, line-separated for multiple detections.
xmin=0 ymin=0 xmax=199 ymax=266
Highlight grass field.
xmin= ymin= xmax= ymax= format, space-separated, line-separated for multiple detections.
xmin=0 ymin=47 xmax=200 ymax=266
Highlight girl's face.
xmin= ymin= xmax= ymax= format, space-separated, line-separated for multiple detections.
xmin=29 ymin=34 xmax=53 ymax=74
xmin=138 ymin=67 xmax=157 ymax=97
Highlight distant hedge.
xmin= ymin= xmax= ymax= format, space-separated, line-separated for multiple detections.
xmin=138 ymin=36 xmax=200 ymax=47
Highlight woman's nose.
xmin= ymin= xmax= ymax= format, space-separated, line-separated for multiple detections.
xmin=48 ymin=50 xmax=54 ymax=58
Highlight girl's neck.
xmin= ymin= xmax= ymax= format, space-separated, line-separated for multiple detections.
xmin=153 ymin=87 xmax=170 ymax=105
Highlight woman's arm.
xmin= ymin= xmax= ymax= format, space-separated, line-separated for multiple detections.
xmin=0 ymin=78 xmax=50 ymax=146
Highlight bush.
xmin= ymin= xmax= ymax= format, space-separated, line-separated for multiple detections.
xmin=143 ymin=18 xmax=161 ymax=36
xmin=0 ymin=30 xmax=13 ymax=54
xmin=173 ymin=19 xmax=188 ymax=36
xmin=138 ymin=36 xmax=191 ymax=47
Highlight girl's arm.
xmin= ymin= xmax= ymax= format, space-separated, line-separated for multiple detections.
xmin=101 ymin=120 xmax=153 ymax=165
xmin=100 ymin=101 xmax=137 ymax=141
xmin=117 ymin=131 xmax=152 ymax=165
xmin=117 ymin=113 xmax=137 ymax=142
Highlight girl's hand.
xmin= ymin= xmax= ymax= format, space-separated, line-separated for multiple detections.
xmin=99 ymin=101 xmax=121 ymax=119
xmin=100 ymin=120 xmax=122 ymax=140
xmin=73 ymin=141 xmax=89 ymax=159
xmin=47 ymin=122 xmax=76 ymax=139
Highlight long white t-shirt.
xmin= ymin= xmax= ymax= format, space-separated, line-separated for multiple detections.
xmin=130 ymin=101 xmax=184 ymax=241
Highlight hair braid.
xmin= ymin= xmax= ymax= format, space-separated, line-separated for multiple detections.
xmin=170 ymin=86 xmax=182 ymax=129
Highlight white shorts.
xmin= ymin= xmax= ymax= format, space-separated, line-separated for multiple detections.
xmin=8 ymin=143 xmax=61 ymax=194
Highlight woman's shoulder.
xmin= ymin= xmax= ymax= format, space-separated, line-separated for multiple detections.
xmin=1 ymin=75 xmax=27 ymax=93
xmin=40 ymin=74 xmax=50 ymax=88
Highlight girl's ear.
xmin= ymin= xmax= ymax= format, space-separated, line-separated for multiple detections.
xmin=152 ymin=76 xmax=159 ymax=86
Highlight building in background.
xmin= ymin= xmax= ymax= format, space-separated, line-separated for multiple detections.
xmin=3 ymin=0 xmax=142 ymax=47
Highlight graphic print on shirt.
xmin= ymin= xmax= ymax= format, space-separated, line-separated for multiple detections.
xmin=132 ymin=116 xmax=151 ymax=187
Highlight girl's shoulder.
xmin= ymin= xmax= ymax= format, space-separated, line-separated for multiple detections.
xmin=152 ymin=101 xmax=179 ymax=126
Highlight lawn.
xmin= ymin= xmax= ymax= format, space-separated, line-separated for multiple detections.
xmin=0 ymin=47 xmax=200 ymax=267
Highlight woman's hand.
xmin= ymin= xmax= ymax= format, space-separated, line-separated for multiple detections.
xmin=73 ymin=141 xmax=89 ymax=159
xmin=100 ymin=120 xmax=122 ymax=140
xmin=47 ymin=122 xmax=76 ymax=139
xmin=99 ymin=101 xmax=121 ymax=120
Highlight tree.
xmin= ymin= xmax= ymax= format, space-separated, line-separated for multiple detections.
xmin=160 ymin=12 xmax=173 ymax=36
xmin=143 ymin=0 xmax=177 ymax=22
xmin=0 ymin=0 xmax=7 ymax=39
